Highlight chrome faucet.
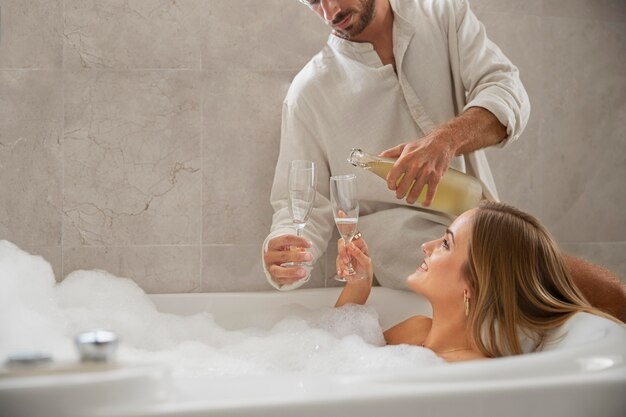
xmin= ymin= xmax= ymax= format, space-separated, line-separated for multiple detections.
xmin=75 ymin=329 xmax=119 ymax=363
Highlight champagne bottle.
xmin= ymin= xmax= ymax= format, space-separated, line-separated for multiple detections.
xmin=347 ymin=148 xmax=487 ymax=217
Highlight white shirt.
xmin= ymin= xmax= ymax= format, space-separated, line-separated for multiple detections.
xmin=264 ymin=0 xmax=530 ymax=290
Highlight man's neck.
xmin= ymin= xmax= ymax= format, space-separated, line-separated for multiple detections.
xmin=341 ymin=0 xmax=394 ymax=68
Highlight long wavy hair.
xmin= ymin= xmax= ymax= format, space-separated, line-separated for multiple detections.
xmin=465 ymin=201 xmax=609 ymax=357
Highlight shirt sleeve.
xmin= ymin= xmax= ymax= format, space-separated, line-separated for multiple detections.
xmin=451 ymin=0 xmax=531 ymax=147
xmin=263 ymin=99 xmax=336 ymax=290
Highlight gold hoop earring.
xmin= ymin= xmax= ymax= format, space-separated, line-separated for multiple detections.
xmin=463 ymin=289 xmax=469 ymax=317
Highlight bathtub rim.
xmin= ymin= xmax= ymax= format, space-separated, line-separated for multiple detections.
xmin=147 ymin=287 xmax=626 ymax=383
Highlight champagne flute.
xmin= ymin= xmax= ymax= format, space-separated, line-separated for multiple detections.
xmin=330 ymin=174 xmax=362 ymax=282
xmin=281 ymin=160 xmax=316 ymax=269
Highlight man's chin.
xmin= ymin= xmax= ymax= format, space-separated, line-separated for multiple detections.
xmin=332 ymin=28 xmax=353 ymax=40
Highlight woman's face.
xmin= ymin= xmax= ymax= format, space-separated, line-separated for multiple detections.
xmin=406 ymin=209 xmax=475 ymax=303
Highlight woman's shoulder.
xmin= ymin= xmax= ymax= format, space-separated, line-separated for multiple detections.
xmin=384 ymin=315 xmax=432 ymax=346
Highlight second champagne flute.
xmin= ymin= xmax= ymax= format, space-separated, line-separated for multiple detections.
xmin=330 ymin=174 xmax=362 ymax=282
xmin=281 ymin=160 xmax=316 ymax=269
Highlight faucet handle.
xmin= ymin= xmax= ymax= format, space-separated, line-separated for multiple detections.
xmin=75 ymin=329 xmax=119 ymax=363
xmin=4 ymin=351 xmax=53 ymax=367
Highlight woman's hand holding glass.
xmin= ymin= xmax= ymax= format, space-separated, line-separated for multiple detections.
xmin=336 ymin=235 xmax=373 ymax=284
xmin=334 ymin=235 xmax=373 ymax=307
xmin=330 ymin=174 xmax=365 ymax=282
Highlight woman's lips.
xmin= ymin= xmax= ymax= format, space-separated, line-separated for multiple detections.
xmin=418 ymin=261 xmax=428 ymax=272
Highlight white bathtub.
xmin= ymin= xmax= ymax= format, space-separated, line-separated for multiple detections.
xmin=2 ymin=287 xmax=625 ymax=417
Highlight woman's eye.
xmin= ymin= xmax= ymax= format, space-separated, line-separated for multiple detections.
xmin=441 ymin=239 xmax=450 ymax=250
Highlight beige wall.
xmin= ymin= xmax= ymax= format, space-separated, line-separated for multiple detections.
xmin=0 ymin=0 xmax=624 ymax=292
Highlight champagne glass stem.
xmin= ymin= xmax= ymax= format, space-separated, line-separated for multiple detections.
xmin=295 ymin=224 xmax=305 ymax=237
xmin=343 ymin=236 xmax=355 ymax=274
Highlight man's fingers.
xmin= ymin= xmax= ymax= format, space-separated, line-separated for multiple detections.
xmin=379 ymin=143 xmax=405 ymax=158
xmin=386 ymin=160 xmax=407 ymax=191
xmin=269 ymin=264 xmax=309 ymax=283
xmin=408 ymin=172 xmax=441 ymax=206
xmin=422 ymin=177 xmax=440 ymax=207
xmin=265 ymin=249 xmax=312 ymax=266
xmin=404 ymin=177 xmax=426 ymax=204
xmin=267 ymin=235 xmax=311 ymax=251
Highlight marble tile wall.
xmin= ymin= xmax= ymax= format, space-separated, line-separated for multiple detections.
xmin=0 ymin=0 xmax=624 ymax=293
xmin=474 ymin=0 xmax=626 ymax=282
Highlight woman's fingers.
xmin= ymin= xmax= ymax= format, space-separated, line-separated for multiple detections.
xmin=348 ymin=242 xmax=371 ymax=266
xmin=351 ymin=235 xmax=368 ymax=255
xmin=346 ymin=242 xmax=373 ymax=283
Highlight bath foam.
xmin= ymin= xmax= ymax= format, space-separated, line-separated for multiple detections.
xmin=0 ymin=240 xmax=442 ymax=377
xmin=0 ymin=241 xmax=71 ymax=361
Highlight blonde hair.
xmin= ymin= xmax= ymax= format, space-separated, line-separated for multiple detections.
xmin=466 ymin=201 xmax=609 ymax=357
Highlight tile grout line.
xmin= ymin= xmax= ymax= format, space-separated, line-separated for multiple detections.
xmin=60 ymin=0 xmax=66 ymax=281
xmin=199 ymin=68 xmax=204 ymax=292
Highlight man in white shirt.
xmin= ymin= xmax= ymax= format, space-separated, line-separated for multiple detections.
xmin=261 ymin=0 xmax=626 ymax=322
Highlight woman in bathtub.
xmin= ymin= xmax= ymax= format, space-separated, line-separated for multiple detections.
xmin=334 ymin=201 xmax=621 ymax=361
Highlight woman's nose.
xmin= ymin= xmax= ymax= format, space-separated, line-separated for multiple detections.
xmin=421 ymin=241 xmax=434 ymax=257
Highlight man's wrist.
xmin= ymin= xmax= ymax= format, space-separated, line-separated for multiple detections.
xmin=445 ymin=107 xmax=506 ymax=155
xmin=432 ymin=123 xmax=462 ymax=159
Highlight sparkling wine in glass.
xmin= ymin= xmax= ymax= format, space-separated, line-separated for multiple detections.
xmin=330 ymin=174 xmax=362 ymax=282
xmin=281 ymin=160 xmax=316 ymax=269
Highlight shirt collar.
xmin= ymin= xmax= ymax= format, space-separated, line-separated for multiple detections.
xmin=327 ymin=35 xmax=381 ymax=67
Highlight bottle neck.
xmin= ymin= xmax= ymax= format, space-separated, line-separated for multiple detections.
xmin=347 ymin=148 xmax=388 ymax=168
